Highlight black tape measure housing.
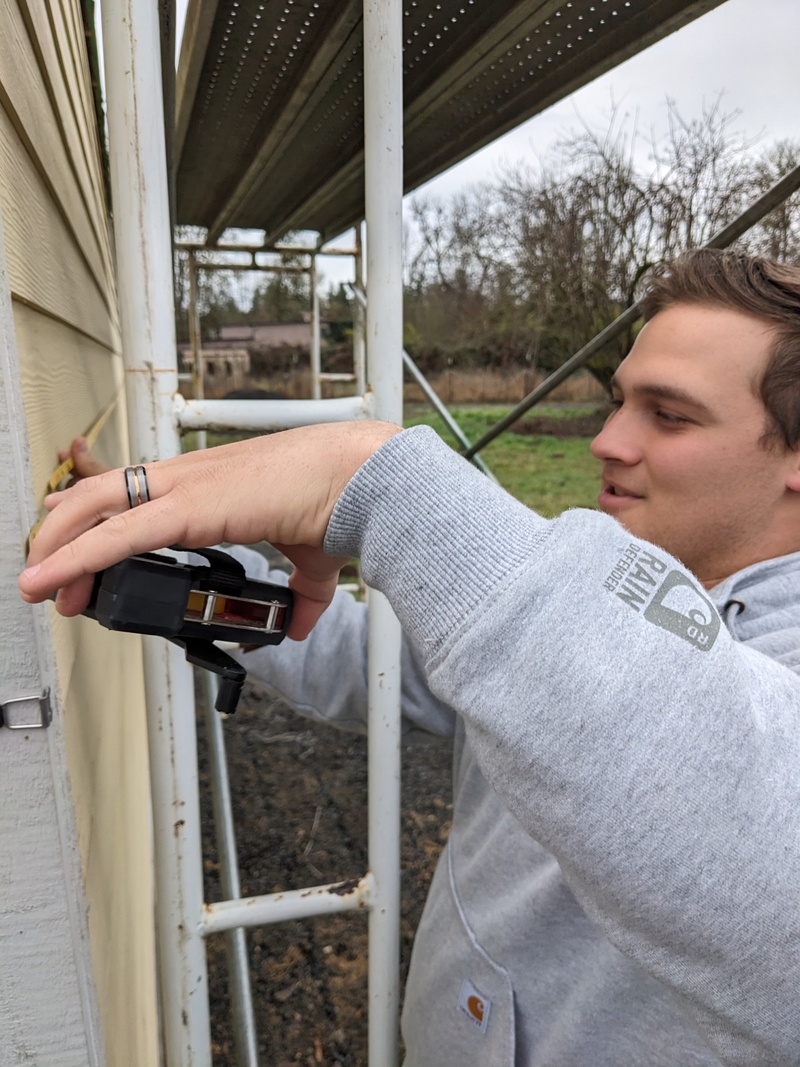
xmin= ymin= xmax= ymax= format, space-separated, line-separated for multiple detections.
xmin=85 ymin=550 xmax=292 ymax=645
xmin=83 ymin=549 xmax=293 ymax=713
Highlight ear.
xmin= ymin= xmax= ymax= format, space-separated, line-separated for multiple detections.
xmin=785 ymin=449 xmax=800 ymax=493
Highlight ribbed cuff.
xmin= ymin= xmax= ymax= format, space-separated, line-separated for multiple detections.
xmin=324 ymin=425 xmax=550 ymax=654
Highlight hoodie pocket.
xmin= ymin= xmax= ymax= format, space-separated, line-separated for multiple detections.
xmin=402 ymin=845 xmax=515 ymax=1067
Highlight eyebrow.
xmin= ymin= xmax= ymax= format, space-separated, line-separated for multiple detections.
xmin=608 ymin=375 xmax=715 ymax=418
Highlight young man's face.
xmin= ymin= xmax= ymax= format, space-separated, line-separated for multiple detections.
xmin=589 ymin=303 xmax=800 ymax=586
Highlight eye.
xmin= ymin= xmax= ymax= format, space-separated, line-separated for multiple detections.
xmin=655 ymin=409 xmax=689 ymax=426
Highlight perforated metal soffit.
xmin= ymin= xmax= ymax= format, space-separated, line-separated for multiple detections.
xmin=174 ymin=0 xmax=726 ymax=245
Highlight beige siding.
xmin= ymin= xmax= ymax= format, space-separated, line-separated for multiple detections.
xmin=1 ymin=1 xmax=158 ymax=1063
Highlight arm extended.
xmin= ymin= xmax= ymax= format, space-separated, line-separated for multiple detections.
xmin=19 ymin=421 xmax=800 ymax=1063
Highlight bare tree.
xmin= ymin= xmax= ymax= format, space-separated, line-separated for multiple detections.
xmin=744 ymin=140 xmax=800 ymax=261
xmin=403 ymin=99 xmax=800 ymax=383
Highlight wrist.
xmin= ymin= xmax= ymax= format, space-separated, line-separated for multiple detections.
xmin=352 ymin=420 xmax=403 ymax=463
xmin=335 ymin=421 xmax=403 ymax=501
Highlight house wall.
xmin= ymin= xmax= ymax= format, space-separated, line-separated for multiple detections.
xmin=0 ymin=2 xmax=158 ymax=1063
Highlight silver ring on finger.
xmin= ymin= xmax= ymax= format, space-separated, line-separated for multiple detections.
xmin=124 ymin=465 xmax=150 ymax=509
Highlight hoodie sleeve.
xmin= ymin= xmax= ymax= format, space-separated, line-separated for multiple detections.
xmin=223 ymin=544 xmax=456 ymax=742
xmin=325 ymin=425 xmax=800 ymax=1067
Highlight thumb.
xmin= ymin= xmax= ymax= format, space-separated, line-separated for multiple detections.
xmin=71 ymin=437 xmax=111 ymax=479
xmin=284 ymin=558 xmax=346 ymax=640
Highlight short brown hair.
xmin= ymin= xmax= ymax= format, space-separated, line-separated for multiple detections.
xmin=640 ymin=249 xmax=800 ymax=451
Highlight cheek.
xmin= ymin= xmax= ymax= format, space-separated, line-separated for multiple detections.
xmin=652 ymin=437 xmax=755 ymax=492
xmin=676 ymin=450 xmax=778 ymax=514
xmin=646 ymin=445 xmax=711 ymax=495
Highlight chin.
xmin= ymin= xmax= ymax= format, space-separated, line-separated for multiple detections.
xmin=612 ymin=514 xmax=645 ymax=538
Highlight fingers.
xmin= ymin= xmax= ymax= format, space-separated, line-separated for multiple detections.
xmin=285 ymin=565 xmax=345 ymax=640
xmin=53 ymin=574 xmax=96 ymax=617
xmin=287 ymin=593 xmax=337 ymax=641
xmin=28 ymin=466 xmax=146 ymax=565
xmin=44 ymin=487 xmax=72 ymax=511
xmin=21 ymin=464 xmax=180 ymax=606
xmin=57 ymin=437 xmax=112 ymax=483
xmin=71 ymin=437 xmax=111 ymax=479
xmin=25 ymin=447 xmax=256 ymax=604
xmin=20 ymin=500 xmax=186 ymax=611
xmin=20 ymin=423 xmax=401 ymax=629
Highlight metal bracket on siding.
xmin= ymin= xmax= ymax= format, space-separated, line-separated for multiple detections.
xmin=0 ymin=688 xmax=51 ymax=729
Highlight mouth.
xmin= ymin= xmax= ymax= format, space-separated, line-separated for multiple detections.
xmin=598 ymin=480 xmax=644 ymax=508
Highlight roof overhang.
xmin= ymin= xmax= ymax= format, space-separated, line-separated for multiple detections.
xmin=175 ymin=0 xmax=727 ymax=246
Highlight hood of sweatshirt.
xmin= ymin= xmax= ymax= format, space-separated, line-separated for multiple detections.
xmin=710 ymin=550 xmax=800 ymax=676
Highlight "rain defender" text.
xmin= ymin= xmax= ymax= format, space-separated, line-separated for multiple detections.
xmin=604 ymin=544 xmax=668 ymax=609
xmin=603 ymin=544 xmax=721 ymax=650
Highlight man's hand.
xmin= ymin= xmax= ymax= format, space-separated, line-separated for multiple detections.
xmin=20 ymin=421 xmax=401 ymax=640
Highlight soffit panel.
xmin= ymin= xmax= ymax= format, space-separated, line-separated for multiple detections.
xmin=175 ymin=0 xmax=726 ymax=243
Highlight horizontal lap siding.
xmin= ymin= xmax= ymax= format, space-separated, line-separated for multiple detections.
xmin=15 ymin=304 xmax=124 ymax=500
xmin=0 ymin=0 xmax=115 ymax=332
xmin=0 ymin=2 xmax=158 ymax=1064
xmin=0 ymin=106 xmax=115 ymax=350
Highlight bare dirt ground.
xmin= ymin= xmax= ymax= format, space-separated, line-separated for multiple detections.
xmin=197 ymin=681 xmax=452 ymax=1066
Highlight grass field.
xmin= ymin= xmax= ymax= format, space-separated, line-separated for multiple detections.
xmin=404 ymin=404 xmax=604 ymax=516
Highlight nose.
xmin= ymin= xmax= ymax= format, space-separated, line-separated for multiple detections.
xmin=589 ymin=406 xmax=642 ymax=465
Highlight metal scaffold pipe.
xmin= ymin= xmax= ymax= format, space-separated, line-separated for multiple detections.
xmin=101 ymin=1 xmax=210 ymax=1064
xmin=364 ymin=1 xmax=404 ymax=1063
xmin=349 ymin=282 xmax=497 ymax=481
xmin=203 ymin=676 xmax=259 ymax=1067
xmin=311 ymin=255 xmax=322 ymax=401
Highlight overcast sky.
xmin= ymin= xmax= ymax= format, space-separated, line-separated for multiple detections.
xmin=413 ymin=0 xmax=800 ymax=199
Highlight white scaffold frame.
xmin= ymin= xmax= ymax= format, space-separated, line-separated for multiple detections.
xmin=100 ymin=0 xmax=405 ymax=1064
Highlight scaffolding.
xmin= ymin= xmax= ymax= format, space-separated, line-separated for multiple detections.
xmin=102 ymin=1 xmax=404 ymax=1062
xmin=7 ymin=0 xmax=800 ymax=1060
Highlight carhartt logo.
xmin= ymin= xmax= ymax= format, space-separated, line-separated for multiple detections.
xmin=604 ymin=545 xmax=720 ymax=651
xmin=457 ymin=979 xmax=490 ymax=1034
xmin=467 ymin=996 xmax=484 ymax=1022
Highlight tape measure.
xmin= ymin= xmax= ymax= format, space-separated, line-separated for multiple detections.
xmin=84 ymin=547 xmax=293 ymax=714
xmin=27 ymin=392 xmax=120 ymax=551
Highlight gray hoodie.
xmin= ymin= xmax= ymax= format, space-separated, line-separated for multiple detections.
xmin=234 ymin=426 xmax=800 ymax=1066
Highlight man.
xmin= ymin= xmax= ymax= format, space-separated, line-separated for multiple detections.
xmin=21 ymin=250 xmax=800 ymax=1065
